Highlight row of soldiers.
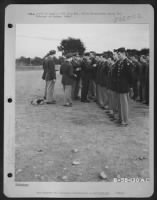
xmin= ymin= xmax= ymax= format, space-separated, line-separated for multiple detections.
xmin=42 ymin=48 xmax=149 ymax=127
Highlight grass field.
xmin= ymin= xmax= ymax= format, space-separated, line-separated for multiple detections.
xmin=15 ymin=69 xmax=149 ymax=182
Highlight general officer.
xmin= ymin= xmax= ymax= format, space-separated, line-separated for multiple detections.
xmin=116 ymin=47 xmax=134 ymax=126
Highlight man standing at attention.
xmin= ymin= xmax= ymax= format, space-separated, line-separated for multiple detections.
xmin=45 ymin=50 xmax=57 ymax=104
xmin=116 ymin=48 xmax=133 ymax=126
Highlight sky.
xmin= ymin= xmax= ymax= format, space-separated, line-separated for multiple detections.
xmin=16 ymin=24 xmax=149 ymax=58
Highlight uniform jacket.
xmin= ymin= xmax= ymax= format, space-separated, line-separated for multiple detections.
xmin=116 ymin=58 xmax=133 ymax=93
xmin=140 ymin=62 xmax=147 ymax=85
xmin=99 ymin=61 xmax=108 ymax=87
xmin=111 ymin=61 xmax=118 ymax=91
xmin=60 ymin=60 xmax=74 ymax=85
xmin=90 ymin=58 xmax=97 ymax=81
xmin=131 ymin=60 xmax=141 ymax=82
xmin=71 ymin=59 xmax=81 ymax=81
xmin=95 ymin=61 xmax=102 ymax=85
xmin=106 ymin=62 xmax=113 ymax=90
xmin=80 ymin=58 xmax=93 ymax=80
xmin=42 ymin=58 xmax=48 ymax=80
xmin=45 ymin=56 xmax=56 ymax=81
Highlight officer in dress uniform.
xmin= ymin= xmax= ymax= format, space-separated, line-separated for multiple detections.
xmin=116 ymin=47 xmax=134 ymax=126
xmin=129 ymin=51 xmax=141 ymax=101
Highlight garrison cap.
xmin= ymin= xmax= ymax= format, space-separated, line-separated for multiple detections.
xmin=96 ymin=53 xmax=103 ymax=56
xmin=139 ymin=48 xmax=149 ymax=56
xmin=65 ymin=52 xmax=74 ymax=58
xmin=116 ymin=47 xmax=126 ymax=53
xmin=126 ymin=49 xmax=139 ymax=57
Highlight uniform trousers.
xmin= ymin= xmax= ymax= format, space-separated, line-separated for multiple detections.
xmin=99 ymin=86 xmax=108 ymax=107
xmin=111 ymin=91 xmax=119 ymax=113
xmin=81 ymin=78 xmax=90 ymax=101
xmin=96 ymin=84 xmax=101 ymax=105
xmin=44 ymin=81 xmax=48 ymax=98
xmin=63 ymin=85 xmax=72 ymax=105
xmin=119 ymin=93 xmax=129 ymax=124
xmin=107 ymin=89 xmax=113 ymax=111
xmin=46 ymin=80 xmax=55 ymax=102
xmin=72 ymin=79 xmax=80 ymax=99
xmin=88 ymin=80 xmax=96 ymax=98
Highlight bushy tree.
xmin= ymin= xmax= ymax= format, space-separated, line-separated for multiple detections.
xmin=58 ymin=37 xmax=85 ymax=55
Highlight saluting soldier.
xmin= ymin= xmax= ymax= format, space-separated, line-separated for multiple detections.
xmin=116 ymin=47 xmax=134 ymax=126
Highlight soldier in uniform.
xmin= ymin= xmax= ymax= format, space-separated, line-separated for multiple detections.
xmin=116 ymin=47 xmax=134 ymax=126
xmin=129 ymin=51 xmax=141 ymax=101
xmin=42 ymin=53 xmax=49 ymax=99
xmin=88 ymin=51 xmax=97 ymax=100
xmin=80 ymin=53 xmax=92 ymax=102
xmin=140 ymin=55 xmax=149 ymax=104
xmin=111 ymin=50 xmax=120 ymax=118
xmin=60 ymin=53 xmax=76 ymax=107
xmin=71 ymin=53 xmax=82 ymax=100
xmin=145 ymin=54 xmax=149 ymax=105
xmin=95 ymin=55 xmax=103 ymax=105
xmin=105 ymin=52 xmax=114 ymax=116
xmin=98 ymin=55 xmax=108 ymax=109
xmin=44 ymin=50 xmax=57 ymax=104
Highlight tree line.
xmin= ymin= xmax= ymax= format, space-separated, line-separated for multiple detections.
xmin=16 ymin=37 xmax=149 ymax=66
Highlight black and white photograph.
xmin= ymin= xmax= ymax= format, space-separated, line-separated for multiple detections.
xmin=4 ymin=4 xmax=154 ymax=198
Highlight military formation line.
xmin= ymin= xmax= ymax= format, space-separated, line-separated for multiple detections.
xmin=42 ymin=48 xmax=149 ymax=127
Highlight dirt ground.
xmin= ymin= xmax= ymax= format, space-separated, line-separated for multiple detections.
xmin=15 ymin=70 xmax=149 ymax=182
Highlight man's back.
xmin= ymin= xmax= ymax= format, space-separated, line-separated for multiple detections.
xmin=45 ymin=56 xmax=56 ymax=81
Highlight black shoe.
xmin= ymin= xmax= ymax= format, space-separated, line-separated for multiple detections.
xmin=81 ymin=100 xmax=90 ymax=103
xmin=74 ymin=96 xmax=80 ymax=100
xmin=46 ymin=100 xmax=56 ymax=104
xmin=63 ymin=103 xmax=72 ymax=107
xmin=118 ymin=123 xmax=128 ymax=127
